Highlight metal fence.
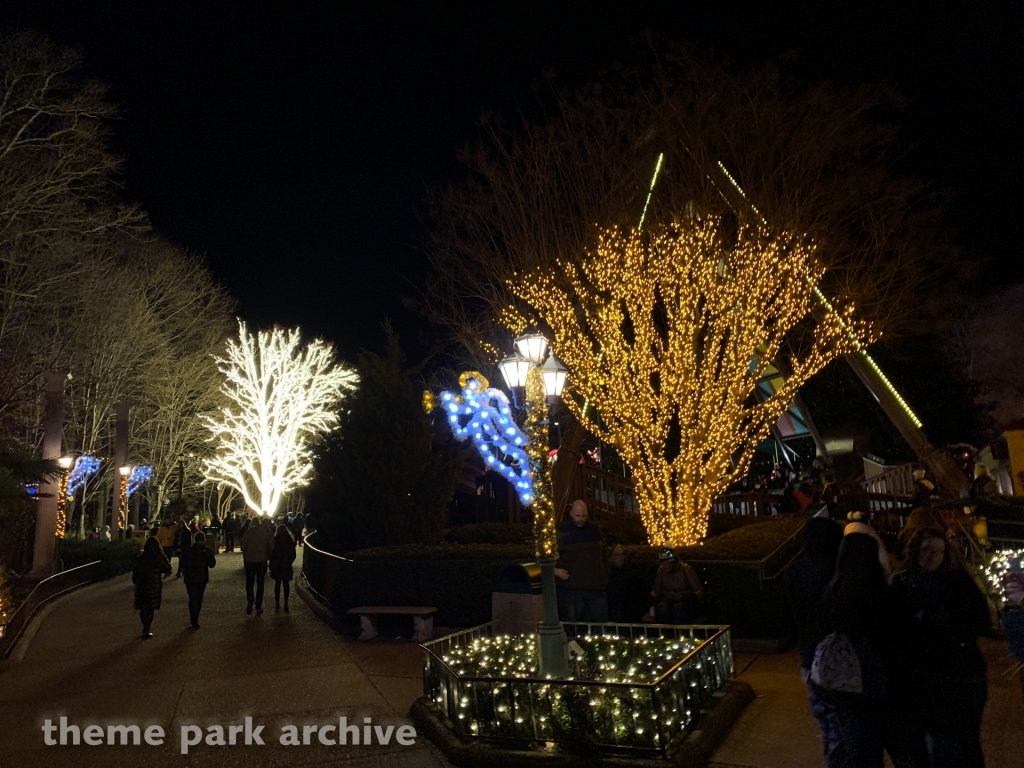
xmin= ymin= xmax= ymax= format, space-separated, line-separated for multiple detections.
xmin=0 ymin=561 xmax=99 ymax=659
xmin=300 ymin=532 xmax=351 ymax=605
xmin=421 ymin=621 xmax=733 ymax=755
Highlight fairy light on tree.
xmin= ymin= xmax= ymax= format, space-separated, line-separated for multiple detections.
xmin=510 ymin=216 xmax=872 ymax=546
xmin=202 ymin=322 xmax=357 ymax=517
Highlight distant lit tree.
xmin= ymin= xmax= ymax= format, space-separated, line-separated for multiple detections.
xmin=510 ymin=217 xmax=871 ymax=546
xmin=203 ymin=323 xmax=357 ymax=517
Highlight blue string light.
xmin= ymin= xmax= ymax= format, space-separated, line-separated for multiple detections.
xmin=127 ymin=464 xmax=154 ymax=498
xmin=67 ymin=455 xmax=102 ymax=496
xmin=439 ymin=373 xmax=534 ymax=504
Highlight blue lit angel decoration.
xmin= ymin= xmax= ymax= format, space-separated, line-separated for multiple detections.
xmin=127 ymin=465 xmax=154 ymax=497
xmin=67 ymin=454 xmax=103 ymax=496
xmin=426 ymin=372 xmax=534 ymax=504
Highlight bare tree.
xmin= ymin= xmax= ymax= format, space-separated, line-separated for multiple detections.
xmin=424 ymin=47 xmax=956 ymax=367
xmin=0 ymin=32 xmax=145 ymax=430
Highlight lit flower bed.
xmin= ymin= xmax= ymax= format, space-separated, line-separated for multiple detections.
xmin=980 ymin=548 xmax=1024 ymax=607
xmin=422 ymin=622 xmax=733 ymax=755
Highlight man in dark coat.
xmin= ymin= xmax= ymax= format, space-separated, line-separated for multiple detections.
xmin=240 ymin=515 xmax=276 ymax=615
xmin=554 ymin=500 xmax=608 ymax=621
xmin=179 ymin=531 xmax=217 ymax=629
xmin=222 ymin=513 xmax=238 ymax=553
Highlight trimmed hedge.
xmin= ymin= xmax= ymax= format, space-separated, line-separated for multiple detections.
xmin=328 ymin=517 xmax=805 ymax=636
xmin=61 ymin=538 xmax=145 ymax=582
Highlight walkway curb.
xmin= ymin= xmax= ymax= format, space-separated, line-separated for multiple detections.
xmin=410 ymin=680 xmax=755 ymax=767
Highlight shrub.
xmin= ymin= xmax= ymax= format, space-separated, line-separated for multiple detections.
xmin=61 ymin=538 xmax=145 ymax=582
xmin=443 ymin=523 xmax=532 ymax=545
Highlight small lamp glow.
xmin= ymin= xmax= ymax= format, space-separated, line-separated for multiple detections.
xmin=119 ymin=465 xmax=132 ymax=477
xmin=498 ymin=354 xmax=532 ymax=390
xmin=57 ymin=456 xmax=74 ymax=470
xmin=541 ymin=355 xmax=568 ymax=399
xmin=514 ymin=333 xmax=549 ymax=364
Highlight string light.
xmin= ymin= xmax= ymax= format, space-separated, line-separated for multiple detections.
xmin=66 ymin=454 xmax=102 ymax=497
xmin=524 ymin=366 xmax=557 ymax=558
xmin=202 ymin=321 xmax=358 ymax=516
xmin=511 ymin=216 xmax=872 ymax=546
xmin=424 ymin=627 xmax=734 ymax=753
xmin=432 ymin=372 xmax=535 ymax=505
xmin=126 ymin=465 xmax=154 ymax=498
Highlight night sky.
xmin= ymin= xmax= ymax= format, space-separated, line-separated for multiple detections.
xmin=3 ymin=1 xmax=1022 ymax=362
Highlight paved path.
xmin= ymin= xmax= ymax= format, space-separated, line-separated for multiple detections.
xmin=0 ymin=549 xmax=451 ymax=768
xmin=710 ymin=642 xmax=1024 ymax=767
xmin=3 ymin=550 xmax=1022 ymax=768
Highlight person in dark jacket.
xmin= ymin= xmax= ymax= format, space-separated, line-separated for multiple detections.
xmin=269 ymin=524 xmax=297 ymax=611
xmin=240 ymin=515 xmax=276 ymax=615
xmin=650 ymin=549 xmax=704 ymax=623
xmin=554 ymin=501 xmax=608 ymax=621
xmin=820 ymin=534 xmax=927 ymax=768
xmin=606 ymin=545 xmax=628 ymax=622
xmin=179 ymin=531 xmax=217 ymax=629
xmin=891 ymin=527 xmax=990 ymax=768
xmin=222 ymin=513 xmax=238 ymax=553
xmin=784 ymin=517 xmax=844 ymax=766
xmin=132 ymin=537 xmax=172 ymax=638
xmin=174 ymin=520 xmax=191 ymax=578
xmin=290 ymin=512 xmax=305 ymax=547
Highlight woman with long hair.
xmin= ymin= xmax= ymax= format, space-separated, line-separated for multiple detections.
xmin=891 ymin=527 xmax=990 ymax=767
xmin=132 ymin=536 xmax=172 ymax=638
xmin=819 ymin=533 xmax=926 ymax=767
xmin=269 ymin=524 xmax=296 ymax=612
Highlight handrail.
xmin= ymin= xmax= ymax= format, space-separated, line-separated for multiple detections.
xmin=0 ymin=561 xmax=99 ymax=659
xmin=300 ymin=531 xmax=352 ymax=605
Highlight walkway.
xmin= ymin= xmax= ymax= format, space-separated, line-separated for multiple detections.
xmin=0 ymin=549 xmax=451 ymax=768
xmin=2 ymin=550 xmax=1022 ymax=767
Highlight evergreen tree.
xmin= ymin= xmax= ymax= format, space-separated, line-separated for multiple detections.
xmin=309 ymin=328 xmax=466 ymax=552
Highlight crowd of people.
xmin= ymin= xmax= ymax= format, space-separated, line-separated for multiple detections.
xmin=130 ymin=510 xmax=304 ymax=637
xmin=785 ymin=510 xmax=992 ymax=768
xmin=554 ymin=500 xmax=705 ymax=624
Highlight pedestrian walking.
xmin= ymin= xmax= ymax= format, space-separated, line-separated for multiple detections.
xmin=174 ymin=520 xmax=191 ymax=578
xmin=891 ymin=526 xmax=991 ymax=768
xmin=291 ymin=511 xmax=304 ymax=547
xmin=132 ymin=537 xmax=172 ymax=638
xmin=179 ymin=530 xmax=217 ymax=629
xmin=269 ymin=524 xmax=296 ymax=612
xmin=240 ymin=514 xmax=276 ymax=615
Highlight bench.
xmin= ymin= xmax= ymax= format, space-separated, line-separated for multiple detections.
xmin=347 ymin=606 xmax=438 ymax=642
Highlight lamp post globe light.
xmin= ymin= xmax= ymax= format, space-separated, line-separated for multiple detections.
xmin=507 ymin=332 xmax=570 ymax=678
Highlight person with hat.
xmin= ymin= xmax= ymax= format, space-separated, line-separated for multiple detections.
xmin=651 ymin=549 xmax=704 ymax=624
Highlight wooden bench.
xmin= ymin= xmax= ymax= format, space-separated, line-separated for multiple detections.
xmin=347 ymin=606 xmax=437 ymax=643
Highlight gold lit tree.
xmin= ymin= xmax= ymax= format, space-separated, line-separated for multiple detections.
xmin=510 ymin=216 xmax=872 ymax=546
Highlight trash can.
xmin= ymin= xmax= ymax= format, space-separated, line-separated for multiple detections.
xmin=491 ymin=562 xmax=543 ymax=636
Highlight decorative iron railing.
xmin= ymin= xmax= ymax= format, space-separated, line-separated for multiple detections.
xmin=300 ymin=531 xmax=351 ymax=605
xmin=0 ymin=561 xmax=99 ymax=659
xmin=421 ymin=621 xmax=733 ymax=755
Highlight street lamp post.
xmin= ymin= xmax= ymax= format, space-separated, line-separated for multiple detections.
xmin=499 ymin=333 xmax=570 ymax=678
xmin=118 ymin=465 xmax=132 ymax=539
xmin=56 ymin=456 xmax=74 ymax=539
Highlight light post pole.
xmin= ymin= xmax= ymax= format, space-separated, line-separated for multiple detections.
xmin=56 ymin=456 xmax=73 ymax=538
xmin=118 ymin=465 xmax=132 ymax=540
xmin=499 ymin=333 xmax=570 ymax=678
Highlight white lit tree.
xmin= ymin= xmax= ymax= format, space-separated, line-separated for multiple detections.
xmin=202 ymin=322 xmax=357 ymax=516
